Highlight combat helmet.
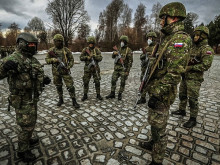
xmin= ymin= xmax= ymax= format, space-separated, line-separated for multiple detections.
xmin=16 ymin=32 xmax=38 ymax=43
xmin=87 ymin=36 xmax=96 ymax=44
xmin=146 ymin=32 xmax=157 ymax=38
xmin=53 ymin=34 xmax=64 ymax=41
xmin=120 ymin=35 xmax=129 ymax=43
xmin=159 ymin=2 xmax=186 ymax=20
xmin=193 ymin=26 xmax=209 ymax=38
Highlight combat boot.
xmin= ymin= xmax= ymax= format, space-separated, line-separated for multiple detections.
xmin=137 ymin=97 xmax=146 ymax=104
xmin=17 ymin=150 xmax=36 ymax=162
xmin=72 ymin=98 xmax=80 ymax=108
xmin=81 ymin=94 xmax=88 ymax=101
xmin=149 ymin=160 xmax=162 ymax=165
xmin=183 ymin=117 xmax=196 ymax=128
xmin=118 ymin=93 xmax=122 ymax=100
xmin=139 ymin=140 xmax=154 ymax=151
xmin=57 ymin=97 xmax=64 ymax=106
xmin=171 ymin=110 xmax=186 ymax=116
xmin=29 ymin=137 xmax=39 ymax=146
xmin=97 ymin=94 xmax=103 ymax=100
xmin=106 ymin=91 xmax=115 ymax=99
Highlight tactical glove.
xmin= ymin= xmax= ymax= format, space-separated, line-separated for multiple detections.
xmin=43 ymin=76 xmax=51 ymax=85
xmin=3 ymin=60 xmax=18 ymax=71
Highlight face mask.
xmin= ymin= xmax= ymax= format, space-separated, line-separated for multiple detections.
xmin=120 ymin=41 xmax=125 ymax=48
xmin=147 ymin=39 xmax=152 ymax=45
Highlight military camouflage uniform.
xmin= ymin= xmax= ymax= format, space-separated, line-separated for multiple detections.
xmin=0 ymin=33 xmax=49 ymax=160
xmin=111 ymin=46 xmax=133 ymax=94
xmin=45 ymin=47 xmax=76 ymax=99
xmin=80 ymin=47 xmax=102 ymax=96
xmin=142 ymin=2 xmax=192 ymax=164
xmin=179 ymin=26 xmax=214 ymax=124
xmin=0 ymin=46 xmax=7 ymax=59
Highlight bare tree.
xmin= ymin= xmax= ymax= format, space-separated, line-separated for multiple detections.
xmin=119 ymin=4 xmax=132 ymax=36
xmin=151 ymin=2 xmax=162 ymax=32
xmin=46 ymin=0 xmax=89 ymax=47
xmin=104 ymin=0 xmax=124 ymax=42
xmin=77 ymin=23 xmax=90 ymax=40
xmin=134 ymin=3 xmax=147 ymax=43
xmin=27 ymin=17 xmax=45 ymax=34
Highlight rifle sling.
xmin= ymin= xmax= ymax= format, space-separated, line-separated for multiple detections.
xmin=147 ymin=34 xmax=183 ymax=83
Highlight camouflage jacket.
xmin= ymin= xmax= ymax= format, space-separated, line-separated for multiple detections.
xmin=186 ymin=39 xmax=214 ymax=81
xmin=140 ymin=42 xmax=156 ymax=67
xmin=112 ymin=46 xmax=133 ymax=73
xmin=45 ymin=47 xmax=74 ymax=75
xmin=80 ymin=47 xmax=102 ymax=67
xmin=0 ymin=50 xmax=45 ymax=107
xmin=147 ymin=22 xmax=192 ymax=100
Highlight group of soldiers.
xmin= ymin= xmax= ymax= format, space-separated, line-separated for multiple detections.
xmin=0 ymin=2 xmax=214 ymax=165
xmin=0 ymin=45 xmax=16 ymax=59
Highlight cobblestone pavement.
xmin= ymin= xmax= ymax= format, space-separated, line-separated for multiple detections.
xmin=0 ymin=53 xmax=220 ymax=165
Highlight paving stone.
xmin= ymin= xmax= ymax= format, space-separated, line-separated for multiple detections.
xmin=125 ymin=146 xmax=142 ymax=156
xmin=191 ymin=132 xmax=206 ymax=140
xmin=0 ymin=149 xmax=9 ymax=158
xmin=41 ymin=137 xmax=52 ymax=146
xmin=178 ymin=146 xmax=190 ymax=156
xmin=49 ymin=128 xmax=60 ymax=135
xmin=193 ymin=152 xmax=209 ymax=164
xmin=94 ymin=154 xmax=106 ymax=163
xmin=181 ymin=135 xmax=193 ymax=142
xmin=196 ymin=140 xmax=216 ymax=151
xmin=80 ymin=158 xmax=92 ymax=165
xmin=114 ymin=141 xmax=123 ymax=148
xmin=47 ymin=156 xmax=62 ymax=165
xmin=171 ymin=153 xmax=180 ymax=162
xmin=143 ymin=152 xmax=152 ymax=161
xmin=106 ymin=158 xmax=120 ymax=165
xmin=137 ymin=134 xmax=148 ymax=140
xmin=76 ymin=148 xmax=87 ymax=158
xmin=195 ymin=146 xmax=207 ymax=155
xmin=129 ymin=156 xmax=146 ymax=165
xmin=115 ymin=132 xmax=126 ymax=139
xmin=104 ymin=132 xmax=114 ymax=141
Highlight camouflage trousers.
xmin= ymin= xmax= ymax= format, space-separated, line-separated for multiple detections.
xmin=179 ymin=78 xmax=202 ymax=118
xmin=83 ymin=67 xmax=101 ymax=94
xmin=111 ymin=69 xmax=128 ymax=93
xmin=53 ymin=74 xmax=76 ymax=98
xmin=15 ymin=99 xmax=37 ymax=152
xmin=148 ymin=100 xmax=170 ymax=164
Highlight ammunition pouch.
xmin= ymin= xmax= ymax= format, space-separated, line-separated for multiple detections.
xmin=9 ymin=94 xmax=21 ymax=109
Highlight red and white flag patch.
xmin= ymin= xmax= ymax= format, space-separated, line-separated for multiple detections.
xmin=174 ymin=43 xmax=183 ymax=48
xmin=206 ymin=51 xmax=212 ymax=55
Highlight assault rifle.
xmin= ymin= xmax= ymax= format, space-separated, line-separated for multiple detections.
xmin=48 ymin=51 xmax=71 ymax=74
xmin=113 ymin=46 xmax=125 ymax=71
xmin=134 ymin=43 xmax=159 ymax=109
xmin=86 ymin=49 xmax=100 ymax=80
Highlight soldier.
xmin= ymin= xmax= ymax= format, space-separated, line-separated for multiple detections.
xmin=80 ymin=36 xmax=103 ymax=101
xmin=106 ymin=35 xmax=133 ymax=100
xmin=45 ymin=34 xmax=80 ymax=108
xmin=0 ymin=32 xmax=51 ymax=162
xmin=138 ymin=2 xmax=191 ymax=165
xmin=0 ymin=46 xmax=7 ymax=59
xmin=137 ymin=32 xmax=158 ymax=104
xmin=172 ymin=26 xmax=214 ymax=128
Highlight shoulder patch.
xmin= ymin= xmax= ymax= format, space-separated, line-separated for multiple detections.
xmin=174 ymin=43 xmax=183 ymax=48
xmin=206 ymin=51 xmax=212 ymax=55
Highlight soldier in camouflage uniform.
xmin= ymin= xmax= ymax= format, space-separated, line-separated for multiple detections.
xmin=0 ymin=46 xmax=7 ymax=59
xmin=172 ymin=26 xmax=214 ymax=128
xmin=0 ymin=32 xmax=51 ymax=162
xmin=137 ymin=32 xmax=158 ymax=104
xmin=80 ymin=36 xmax=103 ymax=101
xmin=106 ymin=35 xmax=133 ymax=100
xmin=138 ymin=2 xmax=191 ymax=165
xmin=45 ymin=34 xmax=80 ymax=108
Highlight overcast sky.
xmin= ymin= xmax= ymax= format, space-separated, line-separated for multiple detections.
xmin=0 ymin=0 xmax=219 ymax=34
